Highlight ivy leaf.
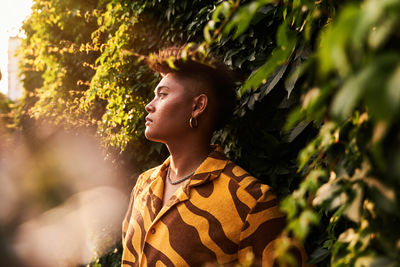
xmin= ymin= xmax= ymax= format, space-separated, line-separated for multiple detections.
xmin=333 ymin=53 xmax=400 ymax=122
xmin=331 ymin=66 xmax=371 ymax=121
xmin=284 ymin=121 xmax=310 ymax=143
xmin=260 ymin=64 xmax=288 ymax=97
xmin=211 ymin=1 xmax=231 ymax=23
xmin=307 ymin=247 xmax=330 ymax=265
xmin=355 ymin=256 xmax=396 ymax=267
xmin=281 ymin=196 xmax=298 ymax=219
xmin=344 ymin=184 xmax=363 ymax=223
xmin=239 ymin=24 xmax=296 ymax=97
xmin=284 ymin=49 xmax=311 ymax=98
xmin=223 ymin=0 xmax=275 ymax=39
xmin=312 ymin=182 xmax=342 ymax=208
xmin=289 ymin=210 xmax=319 ymax=241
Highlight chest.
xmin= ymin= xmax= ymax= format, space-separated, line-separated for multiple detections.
xmin=162 ymin=180 xmax=181 ymax=206
xmin=127 ymin=179 xmax=245 ymax=265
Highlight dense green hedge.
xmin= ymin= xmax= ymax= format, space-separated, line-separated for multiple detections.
xmin=17 ymin=0 xmax=400 ymax=266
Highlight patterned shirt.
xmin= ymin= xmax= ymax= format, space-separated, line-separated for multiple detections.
xmin=122 ymin=145 xmax=304 ymax=266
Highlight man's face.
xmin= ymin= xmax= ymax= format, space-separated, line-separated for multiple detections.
xmin=144 ymin=73 xmax=194 ymax=143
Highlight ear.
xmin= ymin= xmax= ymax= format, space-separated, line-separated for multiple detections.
xmin=192 ymin=94 xmax=208 ymax=118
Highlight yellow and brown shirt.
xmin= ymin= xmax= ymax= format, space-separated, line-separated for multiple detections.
xmin=122 ymin=146 xmax=303 ymax=266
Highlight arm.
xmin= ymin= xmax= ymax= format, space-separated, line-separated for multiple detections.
xmin=238 ymin=190 xmax=308 ymax=266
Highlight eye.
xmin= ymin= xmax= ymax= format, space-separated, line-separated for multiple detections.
xmin=158 ymin=92 xmax=167 ymax=98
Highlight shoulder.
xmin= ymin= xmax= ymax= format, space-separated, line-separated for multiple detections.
xmin=221 ymin=161 xmax=274 ymax=203
xmin=133 ymin=164 xmax=163 ymax=192
xmin=218 ymin=161 xmax=284 ymax=232
xmin=139 ymin=165 xmax=162 ymax=180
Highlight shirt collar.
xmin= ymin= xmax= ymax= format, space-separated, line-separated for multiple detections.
xmin=155 ymin=144 xmax=229 ymax=194
xmin=188 ymin=144 xmax=228 ymax=187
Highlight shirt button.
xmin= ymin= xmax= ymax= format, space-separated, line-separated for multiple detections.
xmin=150 ymin=228 xmax=156 ymax=234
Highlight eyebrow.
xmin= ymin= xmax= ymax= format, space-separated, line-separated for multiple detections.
xmin=154 ymin=86 xmax=170 ymax=94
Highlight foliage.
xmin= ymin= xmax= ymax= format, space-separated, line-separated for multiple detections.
xmin=83 ymin=243 xmax=122 ymax=267
xmin=0 ymin=93 xmax=11 ymax=114
xmin=19 ymin=0 xmax=101 ymax=125
xmin=206 ymin=0 xmax=400 ymax=265
xmin=0 ymin=92 xmax=12 ymax=130
xmin=16 ymin=0 xmax=400 ymax=266
xmin=79 ymin=0 xmax=229 ymax=159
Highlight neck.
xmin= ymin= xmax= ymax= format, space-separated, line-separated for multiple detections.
xmin=166 ymin=136 xmax=211 ymax=180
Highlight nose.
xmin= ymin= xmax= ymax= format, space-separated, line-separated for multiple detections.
xmin=145 ymin=99 xmax=155 ymax=113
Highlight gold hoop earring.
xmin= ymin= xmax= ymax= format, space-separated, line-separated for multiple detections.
xmin=189 ymin=117 xmax=198 ymax=128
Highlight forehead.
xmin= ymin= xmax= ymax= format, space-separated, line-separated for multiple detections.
xmin=155 ymin=73 xmax=185 ymax=92
xmin=158 ymin=72 xmax=209 ymax=97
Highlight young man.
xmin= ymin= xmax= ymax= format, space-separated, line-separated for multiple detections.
xmin=121 ymin=47 xmax=307 ymax=266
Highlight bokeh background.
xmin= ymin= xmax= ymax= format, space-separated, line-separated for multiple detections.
xmin=1 ymin=0 xmax=400 ymax=266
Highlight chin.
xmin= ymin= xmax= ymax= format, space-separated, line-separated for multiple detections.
xmin=144 ymin=130 xmax=165 ymax=143
xmin=144 ymin=129 xmax=154 ymax=140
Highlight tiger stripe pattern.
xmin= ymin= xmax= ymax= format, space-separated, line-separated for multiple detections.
xmin=122 ymin=145 xmax=305 ymax=266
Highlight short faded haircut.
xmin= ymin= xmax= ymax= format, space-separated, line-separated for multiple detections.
xmin=145 ymin=45 xmax=237 ymax=130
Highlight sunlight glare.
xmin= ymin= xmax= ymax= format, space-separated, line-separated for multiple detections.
xmin=0 ymin=0 xmax=33 ymax=95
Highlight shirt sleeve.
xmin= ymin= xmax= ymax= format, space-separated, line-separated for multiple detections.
xmin=237 ymin=188 xmax=286 ymax=266
xmin=122 ymin=173 xmax=145 ymax=244
xmin=238 ymin=189 xmax=309 ymax=267
xmin=122 ymin=183 xmax=136 ymax=244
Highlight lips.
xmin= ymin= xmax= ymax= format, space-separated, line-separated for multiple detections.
xmin=145 ymin=116 xmax=153 ymax=126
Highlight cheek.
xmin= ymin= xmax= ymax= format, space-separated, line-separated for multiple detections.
xmin=147 ymin=98 xmax=192 ymax=139
xmin=162 ymin=102 xmax=191 ymax=126
xmin=163 ymin=97 xmax=191 ymax=116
